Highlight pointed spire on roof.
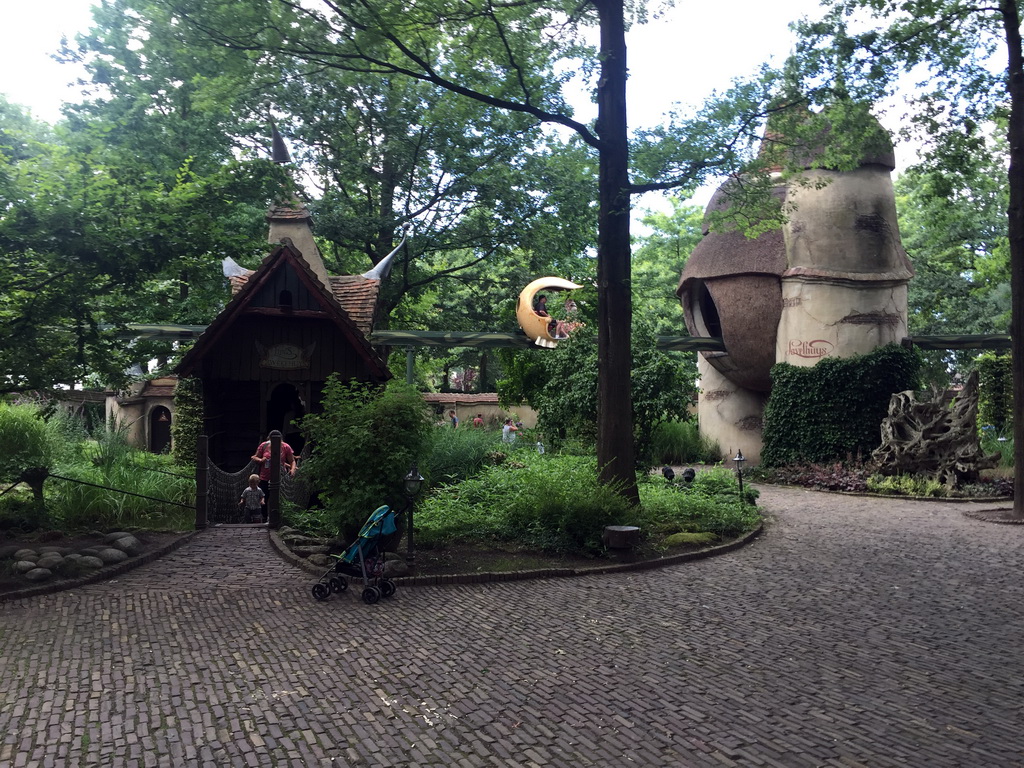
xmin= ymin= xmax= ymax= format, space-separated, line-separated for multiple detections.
xmin=261 ymin=105 xmax=331 ymax=287
xmin=266 ymin=103 xmax=292 ymax=165
xmin=271 ymin=123 xmax=291 ymax=164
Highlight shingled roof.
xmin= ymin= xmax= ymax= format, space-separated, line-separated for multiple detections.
xmin=178 ymin=241 xmax=388 ymax=379
xmin=228 ymin=269 xmax=380 ymax=336
xmin=328 ymin=275 xmax=380 ymax=336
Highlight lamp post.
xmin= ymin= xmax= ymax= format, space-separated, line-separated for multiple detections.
xmin=732 ymin=449 xmax=746 ymax=505
xmin=403 ymin=464 xmax=424 ymax=565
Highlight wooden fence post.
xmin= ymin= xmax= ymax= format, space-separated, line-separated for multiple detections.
xmin=268 ymin=430 xmax=282 ymax=529
xmin=195 ymin=435 xmax=208 ymax=530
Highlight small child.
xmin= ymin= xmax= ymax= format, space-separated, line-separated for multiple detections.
xmin=239 ymin=473 xmax=266 ymax=523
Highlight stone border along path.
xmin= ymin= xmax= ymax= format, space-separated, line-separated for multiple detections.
xmin=1 ymin=485 xmax=1022 ymax=767
xmin=269 ymin=525 xmax=766 ymax=586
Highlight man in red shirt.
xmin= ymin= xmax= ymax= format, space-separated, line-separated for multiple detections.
xmin=252 ymin=436 xmax=297 ymax=488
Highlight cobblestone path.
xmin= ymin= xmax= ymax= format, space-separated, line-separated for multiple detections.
xmin=1 ymin=487 xmax=1022 ymax=767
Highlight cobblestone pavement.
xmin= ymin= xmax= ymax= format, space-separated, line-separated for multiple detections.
xmin=1 ymin=486 xmax=1023 ymax=768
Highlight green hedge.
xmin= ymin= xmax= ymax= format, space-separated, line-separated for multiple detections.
xmin=761 ymin=344 xmax=920 ymax=467
xmin=975 ymin=352 xmax=1013 ymax=435
xmin=171 ymin=377 xmax=203 ymax=468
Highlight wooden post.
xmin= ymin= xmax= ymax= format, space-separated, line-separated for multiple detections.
xmin=268 ymin=430 xmax=282 ymax=529
xmin=195 ymin=435 xmax=208 ymax=530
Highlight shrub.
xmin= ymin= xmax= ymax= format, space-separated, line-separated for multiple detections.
xmin=300 ymin=378 xmax=433 ymax=538
xmin=0 ymin=403 xmax=64 ymax=484
xmin=87 ymin=421 xmax=135 ymax=474
xmin=47 ymin=446 xmax=195 ymax=531
xmin=416 ymin=456 xmax=760 ymax=555
xmin=866 ymin=474 xmax=945 ymax=497
xmin=979 ymin=430 xmax=1013 ymax=468
xmin=0 ymin=402 xmax=77 ymax=510
xmin=958 ymin=477 xmax=1014 ymax=497
xmin=416 ymin=454 xmax=633 ymax=554
xmin=975 ymin=352 xmax=1012 ymax=436
xmin=637 ymin=467 xmax=760 ymax=538
xmin=497 ymin=316 xmax=697 ymax=467
xmin=0 ymin=405 xmax=194 ymax=532
xmin=748 ymin=461 xmax=874 ymax=493
xmin=281 ymin=500 xmax=339 ymax=540
xmin=651 ymin=419 xmax=722 ymax=465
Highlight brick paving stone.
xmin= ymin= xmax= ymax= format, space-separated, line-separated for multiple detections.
xmin=2 ymin=493 xmax=1024 ymax=766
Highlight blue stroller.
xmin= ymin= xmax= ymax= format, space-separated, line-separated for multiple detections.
xmin=311 ymin=505 xmax=400 ymax=605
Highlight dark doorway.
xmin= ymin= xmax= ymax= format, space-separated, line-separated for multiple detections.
xmin=150 ymin=407 xmax=172 ymax=454
xmin=267 ymin=383 xmax=306 ymax=453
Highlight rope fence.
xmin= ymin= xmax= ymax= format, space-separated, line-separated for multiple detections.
xmin=205 ymin=447 xmax=311 ymax=524
xmin=48 ymin=472 xmax=196 ymax=509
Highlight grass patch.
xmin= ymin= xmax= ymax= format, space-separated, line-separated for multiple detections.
xmin=422 ymin=427 xmax=505 ymax=486
xmin=47 ymin=453 xmax=195 ymax=531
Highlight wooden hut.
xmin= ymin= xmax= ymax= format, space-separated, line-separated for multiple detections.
xmin=176 ymin=203 xmax=391 ymax=469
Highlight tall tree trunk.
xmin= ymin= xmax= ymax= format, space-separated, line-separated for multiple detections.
xmin=1002 ymin=0 xmax=1024 ymax=517
xmin=593 ymin=0 xmax=638 ymax=503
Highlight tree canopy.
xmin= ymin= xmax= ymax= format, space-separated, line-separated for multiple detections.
xmin=0 ymin=95 xmax=286 ymax=393
xmin=142 ymin=0 xmax=794 ymax=501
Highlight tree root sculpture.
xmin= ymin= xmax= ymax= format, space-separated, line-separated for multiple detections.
xmin=871 ymin=370 xmax=1000 ymax=490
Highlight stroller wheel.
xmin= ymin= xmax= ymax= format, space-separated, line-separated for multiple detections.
xmin=311 ymin=582 xmax=331 ymax=601
xmin=381 ymin=580 xmax=396 ymax=598
xmin=361 ymin=586 xmax=381 ymax=605
xmin=329 ymin=576 xmax=347 ymax=593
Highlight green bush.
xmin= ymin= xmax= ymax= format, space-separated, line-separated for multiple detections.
xmin=761 ymin=344 xmax=920 ymax=467
xmin=497 ymin=317 xmax=697 ymax=466
xmin=415 ymin=455 xmax=760 ymax=555
xmin=88 ymin=420 xmax=135 ymax=473
xmin=281 ymin=500 xmax=339 ymax=540
xmin=0 ymin=401 xmax=79 ymax=511
xmin=0 ymin=402 xmax=69 ymax=485
xmin=416 ymin=454 xmax=632 ymax=554
xmin=651 ymin=419 xmax=722 ymax=465
xmin=300 ymin=378 xmax=433 ymax=538
xmin=980 ymin=431 xmax=1013 ymax=467
xmin=638 ymin=466 xmax=759 ymax=536
xmin=0 ymin=404 xmax=195 ymax=532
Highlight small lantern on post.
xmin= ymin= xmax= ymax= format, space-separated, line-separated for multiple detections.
xmin=732 ymin=449 xmax=746 ymax=505
xmin=403 ymin=464 xmax=425 ymax=565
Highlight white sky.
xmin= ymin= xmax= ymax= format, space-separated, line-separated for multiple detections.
xmin=1 ymin=0 xmax=826 ymax=124
xmin=2 ymin=0 xmax=916 ymax=210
